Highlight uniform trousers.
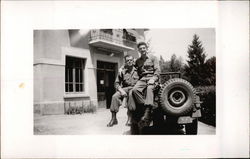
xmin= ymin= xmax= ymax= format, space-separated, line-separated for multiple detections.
xmin=130 ymin=76 xmax=155 ymax=110
xmin=110 ymin=86 xmax=133 ymax=112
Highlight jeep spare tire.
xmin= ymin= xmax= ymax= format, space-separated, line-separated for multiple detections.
xmin=159 ymin=78 xmax=196 ymax=116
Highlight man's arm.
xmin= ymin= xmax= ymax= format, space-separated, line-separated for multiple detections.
xmin=114 ymin=68 xmax=127 ymax=97
xmin=114 ymin=74 xmax=121 ymax=90
xmin=148 ymin=55 xmax=160 ymax=85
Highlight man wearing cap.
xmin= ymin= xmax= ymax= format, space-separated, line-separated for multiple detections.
xmin=107 ymin=55 xmax=139 ymax=127
xmin=130 ymin=41 xmax=160 ymax=128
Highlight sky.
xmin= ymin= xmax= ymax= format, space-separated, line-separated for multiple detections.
xmin=144 ymin=28 xmax=215 ymax=63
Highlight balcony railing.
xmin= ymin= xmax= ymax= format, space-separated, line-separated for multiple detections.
xmin=89 ymin=29 xmax=136 ymax=51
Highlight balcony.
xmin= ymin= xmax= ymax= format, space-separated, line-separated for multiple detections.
xmin=88 ymin=29 xmax=136 ymax=52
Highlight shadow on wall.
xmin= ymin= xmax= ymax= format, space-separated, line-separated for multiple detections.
xmin=68 ymin=29 xmax=90 ymax=49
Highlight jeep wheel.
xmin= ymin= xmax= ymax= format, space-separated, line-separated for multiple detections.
xmin=159 ymin=78 xmax=196 ymax=116
xmin=185 ymin=118 xmax=198 ymax=135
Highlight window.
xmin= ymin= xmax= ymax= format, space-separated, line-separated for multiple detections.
xmin=65 ymin=56 xmax=86 ymax=93
xmin=100 ymin=29 xmax=113 ymax=35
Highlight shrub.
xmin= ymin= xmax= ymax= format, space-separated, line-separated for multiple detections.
xmin=66 ymin=106 xmax=83 ymax=115
xmin=83 ymin=102 xmax=97 ymax=113
xmin=66 ymin=101 xmax=97 ymax=115
xmin=196 ymin=85 xmax=216 ymax=126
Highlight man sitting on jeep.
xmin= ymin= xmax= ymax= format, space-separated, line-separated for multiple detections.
xmin=107 ymin=55 xmax=139 ymax=127
xmin=129 ymin=42 xmax=160 ymax=127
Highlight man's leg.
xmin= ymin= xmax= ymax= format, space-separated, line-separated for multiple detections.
xmin=121 ymin=87 xmax=132 ymax=108
xmin=123 ymin=88 xmax=133 ymax=126
xmin=120 ymin=96 xmax=127 ymax=108
xmin=107 ymin=91 xmax=122 ymax=127
xmin=131 ymin=79 xmax=147 ymax=106
xmin=139 ymin=82 xmax=155 ymax=128
xmin=127 ymin=89 xmax=136 ymax=111
xmin=131 ymin=79 xmax=152 ymax=129
xmin=145 ymin=85 xmax=154 ymax=106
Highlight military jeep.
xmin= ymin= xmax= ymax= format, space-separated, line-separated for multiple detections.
xmin=130 ymin=72 xmax=202 ymax=135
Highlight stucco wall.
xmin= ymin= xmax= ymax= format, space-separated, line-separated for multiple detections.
xmin=91 ymin=47 xmax=124 ymax=69
xmin=68 ymin=29 xmax=90 ymax=49
xmin=42 ymin=64 xmax=65 ymax=101
xmin=34 ymin=64 xmax=64 ymax=103
xmin=34 ymin=64 xmax=43 ymax=103
xmin=34 ymin=30 xmax=98 ymax=115
xmin=34 ymin=30 xmax=70 ymax=60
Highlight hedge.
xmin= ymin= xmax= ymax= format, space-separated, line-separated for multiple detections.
xmin=196 ymin=85 xmax=216 ymax=126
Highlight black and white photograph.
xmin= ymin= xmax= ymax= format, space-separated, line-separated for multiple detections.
xmin=1 ymin=1 xmax=249 ymax=158
xmin=33 ymin=28 xmax=216 ymax=135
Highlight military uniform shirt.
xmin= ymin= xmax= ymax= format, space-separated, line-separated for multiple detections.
xmin=114 ymin=66 xmax=139 ymax=90
xmin=135 ymin=54 xmax=160 ymax=81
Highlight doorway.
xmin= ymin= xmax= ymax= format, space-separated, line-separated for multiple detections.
xmin=97 ymin=61 xmax=117 ymax=109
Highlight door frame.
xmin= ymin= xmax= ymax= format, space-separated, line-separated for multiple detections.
xmin=96 ymin=60 xmax=118 ymax=108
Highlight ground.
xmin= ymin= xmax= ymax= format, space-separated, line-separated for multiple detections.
xmin=34 ymin=107 xmax=215 ymax=135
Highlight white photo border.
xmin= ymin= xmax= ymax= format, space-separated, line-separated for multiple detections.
xmin=1 ymin=1 xmax=249 ymax=158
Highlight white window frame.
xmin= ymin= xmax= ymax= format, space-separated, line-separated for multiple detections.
xmin=65 ymin=56 xmax=86 ymax=93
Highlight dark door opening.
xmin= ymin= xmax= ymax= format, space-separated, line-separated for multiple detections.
xmin=97 ymin=61 xmax=117 ymax=109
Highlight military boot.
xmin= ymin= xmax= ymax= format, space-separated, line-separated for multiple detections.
xmin=107 ymin=112 xmax=118 ymax=127
xmin=138 ymin=105 xmax=152 ymax=128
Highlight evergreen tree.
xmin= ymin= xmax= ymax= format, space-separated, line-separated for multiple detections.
xmin=205 ymin=56 xmax=216 ymax=85
xmin=170 ymin=54 xmax=177 ymax=71
xmin=185 ymin=34 xmax=207 ymax=86
xmin=169 ymin=54 xmax=183 ymax=72
xmin=159 ymin=55 xmax=168 ymax=73
xmin=159 ymin=54 xmax=185 ymax=73
xmin=159 ymin=55 xmax=165 ymax=71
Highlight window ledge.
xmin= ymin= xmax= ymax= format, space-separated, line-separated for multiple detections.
xmin=64 ymin=93 xmax=89 ymax=98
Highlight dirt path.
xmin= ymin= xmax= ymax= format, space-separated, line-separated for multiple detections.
xmin=34 ymin=107 xmax=215 ymax=135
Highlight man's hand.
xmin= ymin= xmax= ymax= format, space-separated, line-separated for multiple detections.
xmin=119 ymin=88 xmax=127 ymax=97
xmin=148 ymin=79 xmax=155 ymax=85
xmin=118 ymin=67 xmax=123 ymax=76
xmin=120 ymin=96 xmax=127 ymax=108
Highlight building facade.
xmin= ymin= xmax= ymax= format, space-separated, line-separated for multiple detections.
xmin=34 ymin=29 xmax=147 ymax=115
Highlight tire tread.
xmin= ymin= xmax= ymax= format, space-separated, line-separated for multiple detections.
xmin=158 ymin=78 xmax=196 ymax=116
